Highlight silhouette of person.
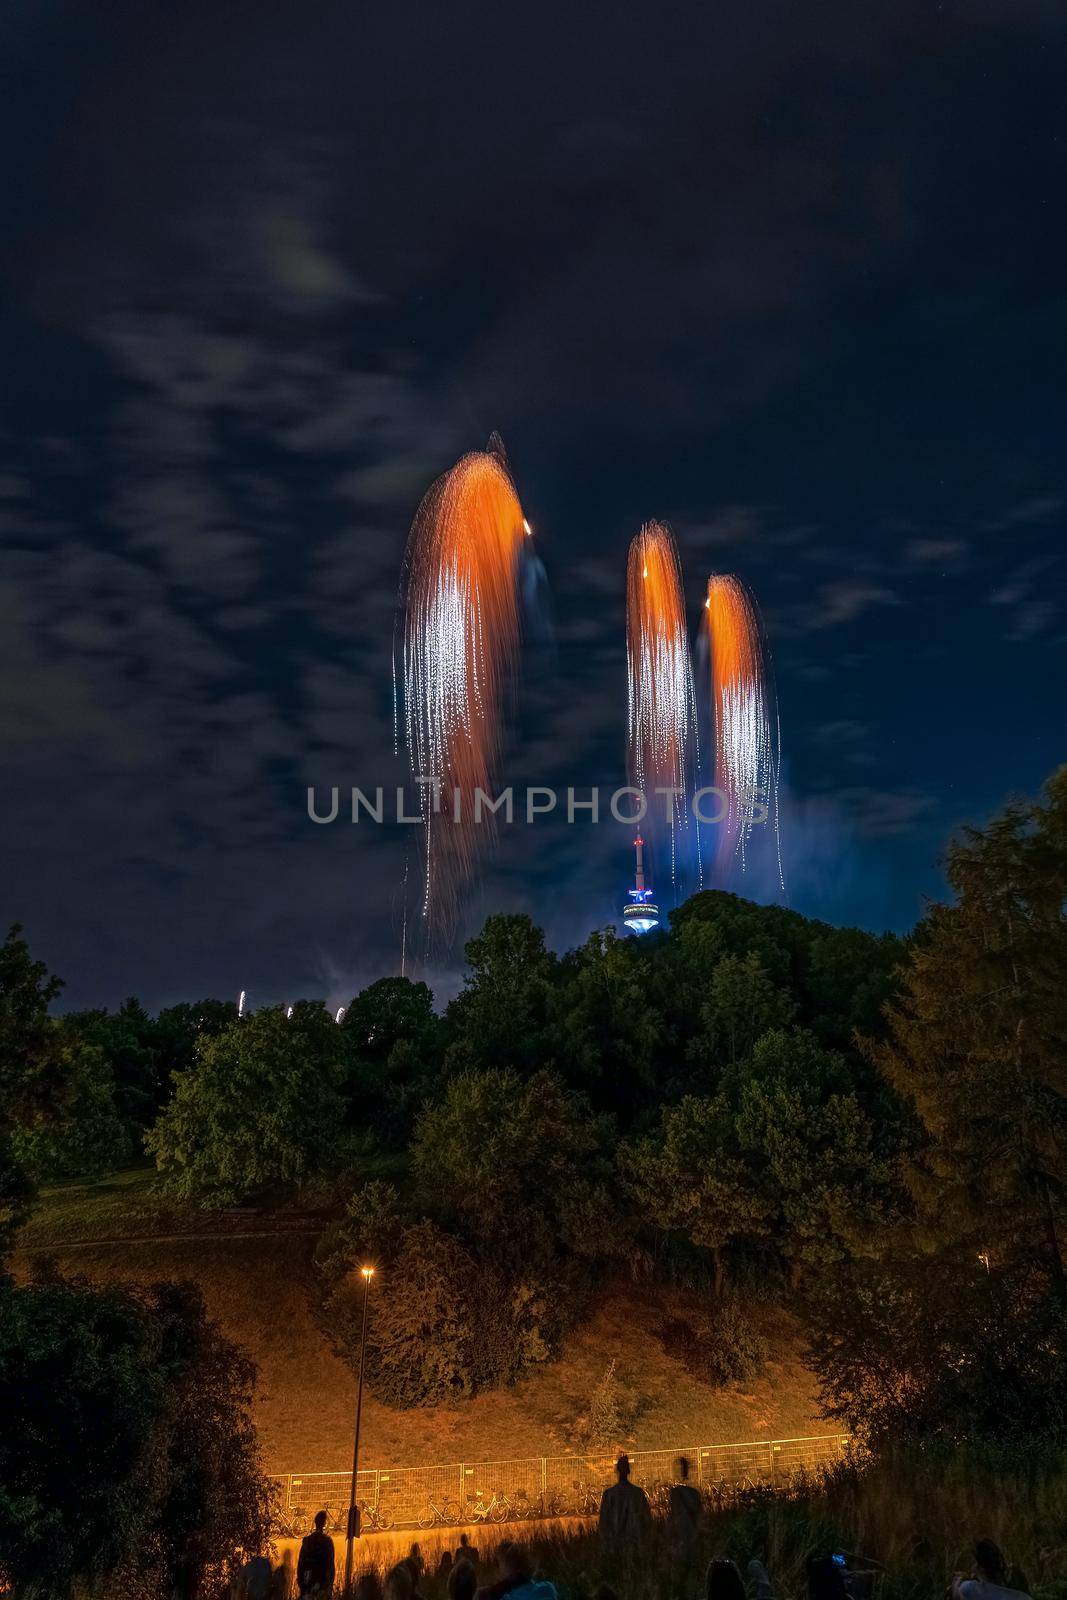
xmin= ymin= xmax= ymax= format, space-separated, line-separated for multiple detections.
xmin=667 ymin=1454 xmax=704 ymax=1564
xmin=297 ymin=1511 xmax=335 ymax=1597
xmin=597 ymin=1455 xmax=652 ymax=1547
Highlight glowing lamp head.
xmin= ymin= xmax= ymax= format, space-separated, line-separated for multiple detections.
xmin=361 ymin=1265 xmax=375 ymax=1282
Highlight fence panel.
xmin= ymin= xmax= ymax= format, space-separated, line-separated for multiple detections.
xmin=275 ymin=1434 xmax=850 ymax=1532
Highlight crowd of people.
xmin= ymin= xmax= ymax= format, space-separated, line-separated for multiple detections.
xmin=231 ymin=1456 xmax=1033 ymax=1600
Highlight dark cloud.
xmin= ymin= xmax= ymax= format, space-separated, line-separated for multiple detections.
xmin=1 ymin=0 xmax=1065 ymax=1005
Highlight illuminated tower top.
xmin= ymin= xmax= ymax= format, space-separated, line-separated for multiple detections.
xmin=622 ymin=836 xmax=660 ymax=935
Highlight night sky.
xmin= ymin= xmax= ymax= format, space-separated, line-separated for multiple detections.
xmin=3 ymin=1 xmax=1065 ymax=1011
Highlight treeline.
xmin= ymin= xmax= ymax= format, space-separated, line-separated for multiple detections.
xmin=3 ymin=767 xmax=1067 ymax=1458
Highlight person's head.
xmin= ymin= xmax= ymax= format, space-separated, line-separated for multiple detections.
xmin=355 ymin=1572 xmax=384 ymax=1600
xmin=448 ymin=1558 xmax=477 ymax=1600
xmin=496 ymin=1542 xmax=532 ymax=1582
xmin=675 ymin=1454 xmax=691 ymax=1482
xmin=458 ymin=1534 xmax=471 ymax=1550
xmin=313 ymin=1510 xmax=328 ymax=1533
xmin=385 ymin=1564 xmax=415 ymax=1600
xmin=975 ymin=1541 xmax=1007 ymax=1583
xmin=615 ymin=1454 xmax=632 ymax=1481
xmin=437 ymin=1551 xmax=454 ymax=1573
xmin=409 ymin=1543 xmax=425 ymax=1572
xmin=705 ymin=1558 xmax=746 ymax=1600
xmin=806 ymin=1554 xmax=847 ymax=1600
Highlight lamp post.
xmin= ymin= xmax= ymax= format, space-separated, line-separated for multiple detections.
xmin=342 ymin=1266 xmax=375 ymax=1597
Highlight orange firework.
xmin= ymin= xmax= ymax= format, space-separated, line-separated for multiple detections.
xmin=400 ymin=439 xmax=528 ymax=924
xmin=626 ymin=520 xmax=698 ymax=881
xmin=703 ymin=574 xmax=782 ymax=882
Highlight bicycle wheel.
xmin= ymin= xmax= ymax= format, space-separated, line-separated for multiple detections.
xmin=440 ymin=1499 xmax=462 ymax=1524
xmin=372 ymin=1509 xmax=395 ymax=1532
xmin=417 ymin=1506 xmax=438 ymax=1530
xmin=491 ymin=1500 xmax=510 ymax=1522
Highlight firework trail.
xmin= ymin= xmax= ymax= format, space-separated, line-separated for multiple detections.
xmin=626 ymin=520 xmax=700 ymax=888
xmin=702 ymin=574 xmax=784 ymax=887
xmin=399 ymin=436 xmax=529 ymax=926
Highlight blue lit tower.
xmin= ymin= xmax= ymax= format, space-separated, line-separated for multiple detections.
xmin=622 ymin=835 xmax=660 ymax=935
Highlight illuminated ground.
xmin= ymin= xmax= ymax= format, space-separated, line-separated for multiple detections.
xmin=16 ymin=1170 xmax=824 ymax=1472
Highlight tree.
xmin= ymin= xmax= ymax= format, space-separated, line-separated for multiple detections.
xmin=0 ymin=927 xmax=88 ymax=1249
xmin=587 ymin=1358 xmax=624 ymax=1448
xmin=10 ymin=1028 xmax=128 ymax=1181
xmin=869 ymin=766 xmax=1067 ymax=1292
xmin=552 ymin=929 xmax=664 ymax=1119
xmin=623 ymin=1091 xmax=772 ymax=1297
xmin=0 ymin=1274 xmax=270 ymax=1597
xmin=444 ymin=914 xmax=558 ymax=1072
xmin=340 ymin=976 xmax=443 ymax=1142
xmin=624 ymin=1030 xmax=899 ymax=1294
xmin=411 ymin=1066 xmax=628 ymax=1271
xmin=689 ymin=951 xmax=797 ymax=1070
xmin=146 ymin=1003 xmax=346 ymax=1204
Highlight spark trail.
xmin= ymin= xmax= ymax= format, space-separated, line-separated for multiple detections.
xmin=626 ymin=520 xmax=699 ymax=889
xmin=703 ymin=573 xmax=783 ymax=887
xmin=399 ymin=437 xmax=528 ymax=927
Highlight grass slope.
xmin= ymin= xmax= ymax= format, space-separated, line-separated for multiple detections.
xmin=15 ymin=1172 xmax=824 ymax=1474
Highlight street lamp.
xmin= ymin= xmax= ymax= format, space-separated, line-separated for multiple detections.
xmin=342 ymin=1266 xmax=375 ymax=1596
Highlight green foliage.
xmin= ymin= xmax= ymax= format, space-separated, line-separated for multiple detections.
xmin=444 ymin=913 xmax=558 ymax=1072
xmin=145 ymin=1003 xmax=346 ymax=1205
xmin=0 ymin=925 xmax=97 ymax=1248
xmin=340 ymin=975 xmax=444 ymax=1142
xmin=691 ymin=1301 xmax=768 ymax=1386
xmin=10 ymin=1029 xmax=129 ymax=1181
xmin=315 ymin=1189 xmax=546 ymax=1407
xmin=0 ymin=1273 xmax=270 ymax=1597
xmin=588 ymin=1357 xmax=624 ymax=1448
xmin=318 ymin=1068 xmax=629 ymax=1405
xmin=690 ymin=951 xmax=797 ymax=1070
xmin=811 ymin=767 xmax=1067 ymax=1447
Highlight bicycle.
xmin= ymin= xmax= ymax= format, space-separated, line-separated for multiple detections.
xmin=467 ymin=1489 xmax=510 ymax=1523
xmin=570 ymin=1481 xmax=601 ymax=1517
xmin=358 ymin=1499 xmax=395 ymax=1533
xmin=418 ymin=1495 xmax=463 ymax=1529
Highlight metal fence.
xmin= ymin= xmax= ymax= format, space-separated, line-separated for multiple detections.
xmin=273 ymin=1433 xmax=849 ymax=1531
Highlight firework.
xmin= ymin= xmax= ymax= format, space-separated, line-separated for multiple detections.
xmin=626 ymin=520 xmax=699 ymax=885
xmin=400 ymin=438 xmax=528 ymax=924
xmin=703 ymin=574 xmax=783 ymax=885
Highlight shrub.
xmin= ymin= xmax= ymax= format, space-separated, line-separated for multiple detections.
xmin=0 ymin=1273 xmax=270 ymax=1597
xmin=660 ymin=1302 xmax=767 ymax=1387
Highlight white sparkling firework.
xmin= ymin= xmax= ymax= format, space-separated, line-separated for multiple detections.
xmin=399 ymin=442 xmax=527 ymax=929
xmin=626 ymin=521 xmax=700 ymax=887
xmin=704 ymin=574 xmax=784 ymax=887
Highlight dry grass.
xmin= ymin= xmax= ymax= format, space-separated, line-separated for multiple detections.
xmin=288 ymin=1452 xmax=1067 ymax=1600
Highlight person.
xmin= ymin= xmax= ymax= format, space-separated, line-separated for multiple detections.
xmin=706 ymin=1559 xmax=747 ymax=1600
xmin=806 ymin=1554 xmax=849 ymax=1600
xmin=272 ymin=1549 xmax=295 ymax=1600
xmin=354 ymin=1573 xmax=384 ymax=1600
xmin=234 ymin=1555 xmax=273 ymax=1600
xmin=745 ymin=1558 xmax=775 ymax=1600
xmin=456 ymin=1534 xmax=479 ymax=1568
xmin=296 ymin=1511 xmax=335 ymax=1598
xmin=437 ymin=1552 xmax=455 ymax=1581
xmin=666 ymin=1455 xmax=704 ymax=1562
xmin=408 ymin=1545 xmax=427 ymax=1582
xmin=474 ymin=1542 xmax=557 ymax=1600
xmin=449 ymin=1559 xmax=478 ymax=1600
xmin=385 ymin=1565 xmax=415 ymax=1600
xmin=952 ymin=1540 xmax=1031 ymax=1600
xmin=597 ymin=1455 xmax=652 ymax=1548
